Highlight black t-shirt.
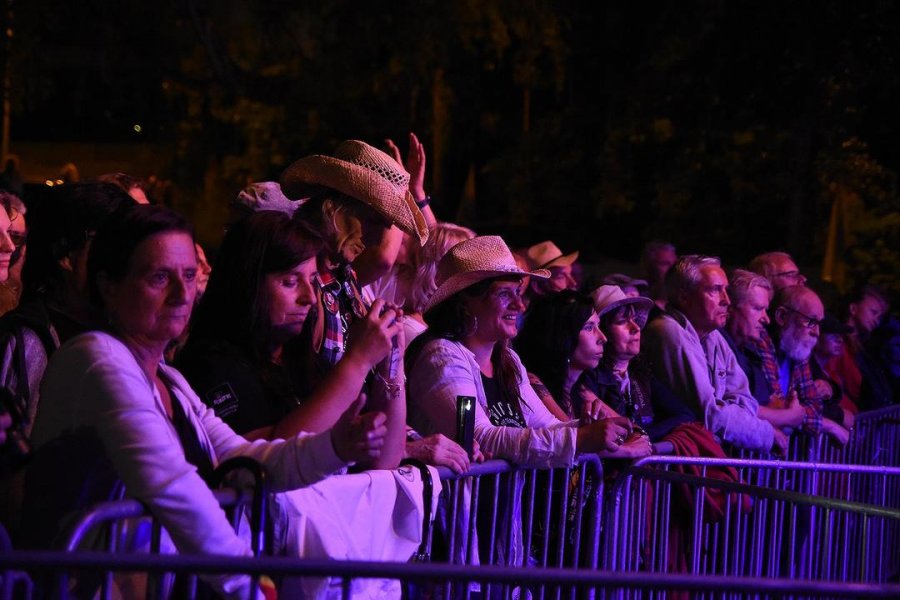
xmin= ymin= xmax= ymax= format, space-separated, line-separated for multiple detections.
xmin=176 ymin=338 xmax=298 ymax=436
xmin=481 ymin=372 xmax=526 ymax=428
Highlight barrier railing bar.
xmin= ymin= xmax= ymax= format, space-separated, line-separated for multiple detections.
xmin=4 ymin=552 xmax=900 ymax=596
xmin=628 ymin=455 xmax=900 ymax=476
xmin=60 ymin=488 xmax=246 ymax=552
xmin=616 ymin=467 xmax=900 ymax=520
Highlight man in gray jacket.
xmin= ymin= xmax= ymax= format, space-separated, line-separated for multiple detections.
xmin=643 ymin=255 xmax=788 ymax=454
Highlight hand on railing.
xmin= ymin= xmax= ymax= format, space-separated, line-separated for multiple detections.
xmin=771 ymin=428 xmax=789 ymax=456
xmin=404 ymin=434 xmax=485 ymax=474
xmin=577 ymin=416 xmax=633 ymax=454
xmin=822 ymin=418 xmax=850 ymax=446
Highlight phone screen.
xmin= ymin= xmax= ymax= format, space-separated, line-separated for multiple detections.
xmin=456 ymin=395 xmax=476 ymax=459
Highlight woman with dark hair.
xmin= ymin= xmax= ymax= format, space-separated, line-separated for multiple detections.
xmin=578 ymin=286 xmax=695 ymax=451
xmin=24 ymin=204 xmax=386 ymax=598
xmin=516 ymin=290 xmax=653 ymax=458
xmin=178 ymin=210 xmax=405 ymax=468
xmin=407 ymin=236 xmax=632 ymax=467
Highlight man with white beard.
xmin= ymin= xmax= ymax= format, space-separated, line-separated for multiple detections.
xmin=762 ymin=285 xmax=851 ymax=445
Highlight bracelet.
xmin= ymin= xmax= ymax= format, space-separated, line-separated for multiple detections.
xmin=372 ymin=369 xmax=405 ymax=398
xmin=415 ymin=195 xmax=431 ymax=209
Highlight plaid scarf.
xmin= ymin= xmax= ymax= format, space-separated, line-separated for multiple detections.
xmin=749 ymin=330 xmax=822 ymax=434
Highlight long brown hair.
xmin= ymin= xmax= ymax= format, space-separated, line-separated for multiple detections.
xmin=408 ymin=276 xmax=528 ymax=417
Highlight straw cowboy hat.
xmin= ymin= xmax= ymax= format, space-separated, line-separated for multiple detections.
xmin=525 ymin=240 xmax=579 ymax=270
xmin=280 ymin=140 xmax=429 ymax=245
xmin=233 ymin=181 xmax=298 ymax=216
xmin=424 ymin=236 xmax=550 ymax=314
xmin=591 ymin=285 xmax=654 ymax=327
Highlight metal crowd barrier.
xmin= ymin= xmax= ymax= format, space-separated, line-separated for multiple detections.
xmin=1 ymin=552 xmax=899 ymax=599
xmin=431 ymin=455 xmax=604 ymax=599
xmin=840 ymin=404 xmax=900 ymax=467
xmin=44 ymin=457 xmax=268 ymax=600
xmin=603 ymin=455 xmax=900 ymax=590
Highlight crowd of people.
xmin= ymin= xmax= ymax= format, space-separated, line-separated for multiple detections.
xmin=0 ymin=133 xmax=896 ymax=598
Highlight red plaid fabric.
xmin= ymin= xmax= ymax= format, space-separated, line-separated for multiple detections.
xmin=749 ymin=330 xmax=822 ymax=434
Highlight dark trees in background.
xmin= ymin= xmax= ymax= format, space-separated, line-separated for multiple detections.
xmin=9 ymin=0 xmax=900 ymax=300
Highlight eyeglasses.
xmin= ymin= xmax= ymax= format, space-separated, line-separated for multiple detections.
xmin=774 ymin=270 xmax=805 ymax=282
xmin=782 ymin=305 xmax=821 ymax=329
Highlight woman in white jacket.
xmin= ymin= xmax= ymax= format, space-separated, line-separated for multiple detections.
xmin=407 ymin=236 xmax=632 ymax=467
xmin=26 ymin=205 xmax=386 ymax=598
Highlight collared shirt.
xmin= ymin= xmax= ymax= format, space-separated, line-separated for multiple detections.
xmin=642 ymin=307 xmax=775 ymax=452
xmin=311 ymin=259 xmax=368 ymax=369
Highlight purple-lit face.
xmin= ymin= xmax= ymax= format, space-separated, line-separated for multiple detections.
xmin=850 ymin=294 xmax=887 ymax=335
xmin=729 ymin=285 xmax=771 ymax=344
xmin=548 ymin=264 xmax=577 ymax=292
xmin=815 ymin=332 xmax=844 ymax=361
xmin=778 ymin=292 xmax=824 ymax=362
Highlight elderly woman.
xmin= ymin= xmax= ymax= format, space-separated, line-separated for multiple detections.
xmin=577 ymin=286 xmax=696 ymax=453
xmin=407 ymin=236 xmax=631 ymax=469
xmin=178 ymin=210 xmax=405 ymax=468
xmin=515 ymin=290 xmax=653 ymax=459
xmin=24 ymin=205 xmax=386 ymax=598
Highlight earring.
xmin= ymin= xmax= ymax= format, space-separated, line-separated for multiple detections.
xmin=462 ymin=311 xmax=478 ymax=337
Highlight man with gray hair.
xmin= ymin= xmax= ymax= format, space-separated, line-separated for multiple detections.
xmin=723 ymin=270 xmax=810 ymax=432
xmin=643 ymin=255 xmax=788 ymax=454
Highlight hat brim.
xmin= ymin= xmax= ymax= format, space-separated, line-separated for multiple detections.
xmin=540 ymin=251 xmax=579 ymax=269
xmin=424 ymin=267 xmax=550 ymax=315
xmin=596 ymin=295 xmax=655 ymax=326
xmin=280 ymin=154 xmax=429 ymax=245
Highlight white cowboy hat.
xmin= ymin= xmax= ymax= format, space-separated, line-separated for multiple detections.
xmin=280 ymin=140 xmax=429 ymax=245
xmin=525 ymin=240 xmax=579 ymax=270
xmin=424 ymin=236 xmax=550 ymax=314
xmin=591 ymin=285 xmax=654 ymax=327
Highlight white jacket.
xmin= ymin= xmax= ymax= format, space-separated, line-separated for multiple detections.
xmin=32 ymin=331 xmax=348 ymax=599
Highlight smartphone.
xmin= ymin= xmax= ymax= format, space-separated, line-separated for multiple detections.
xmin=455 ymin=395 xmax=476 ymax=459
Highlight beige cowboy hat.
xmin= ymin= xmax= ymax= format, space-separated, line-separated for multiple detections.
xmin=590 ymin=285 xmax=654 ymax=327
xmin=280 ymin=140 xmax=429 ymax=245
xmin=525 ymin=240 xmax=579 ymax=270
xmin=424 ymin=236 xmax=550 ymax=314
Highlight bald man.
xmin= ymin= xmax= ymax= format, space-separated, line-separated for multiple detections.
xmin=761 ymin=286 xmax=851 ymax=445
